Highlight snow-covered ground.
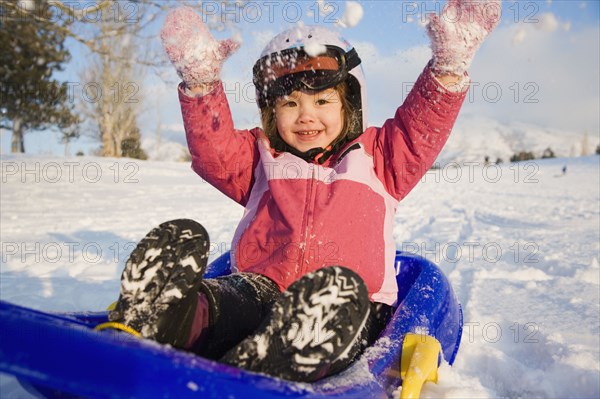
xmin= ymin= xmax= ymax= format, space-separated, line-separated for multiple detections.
xmin=1 ymin=154 xmax=598 ymax=398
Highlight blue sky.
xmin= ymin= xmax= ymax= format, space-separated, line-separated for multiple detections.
xmin=1 ymin=0 xmax=599 ymax=156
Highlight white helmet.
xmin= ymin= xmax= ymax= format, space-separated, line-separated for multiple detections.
xmin=253 ymin=25 xmax=368 ymax=139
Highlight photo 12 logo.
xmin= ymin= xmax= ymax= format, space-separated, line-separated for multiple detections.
xmin=199 ymin=1 xmax=343 ymax=24
xmin=1 ymin=161 xmax=140 ymax=184
xmin=1 ymin=241 xmax=137 ymax=264
xmin=400 ymin=1 xmax=538 ymax=25
xmin=400 ymin=240 xmax=540 ymax=265
xmin=464 ymin=321 xmax=540 ymax=344
xmin=4 ymin=1 xmax=140 ymax=23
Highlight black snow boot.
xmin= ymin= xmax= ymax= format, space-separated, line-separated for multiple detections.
xmin=220 ymin=266 xmax=371 ymax=382
xmin=108 ymin=219 xmax=209 ymax=348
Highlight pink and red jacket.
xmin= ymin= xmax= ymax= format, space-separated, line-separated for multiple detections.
xmin=180 ymin=65 xmax=467 ymax=306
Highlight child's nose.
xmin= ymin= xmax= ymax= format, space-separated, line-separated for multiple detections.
xmin=297 ymin=105 xmax=316 ymax=123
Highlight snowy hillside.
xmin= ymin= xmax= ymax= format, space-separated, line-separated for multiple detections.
xmin=1 ymin=155 xmax=598 ymax=398
xmin=438 ymin=114 xmax=598 ymax=166
xmin=135 ymin=114 xmax=599 ymax=166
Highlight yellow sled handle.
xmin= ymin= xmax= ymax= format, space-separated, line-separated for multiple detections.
xmin=399 ymin=333 xmax=442 ymax=399
xmin=94 ymin=301 xmax=142 ymax=337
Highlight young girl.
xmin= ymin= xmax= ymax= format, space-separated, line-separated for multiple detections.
xmin=108 ymin=1 xmax=499 ymax=382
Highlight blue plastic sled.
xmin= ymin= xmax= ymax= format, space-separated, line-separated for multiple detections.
xmin=0 ymin=251 xmax=462 ymax=398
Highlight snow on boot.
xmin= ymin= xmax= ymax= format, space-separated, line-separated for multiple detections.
xmin=220 ymin=266 xmax=371 ymax=382
xmin=108 ymin=219 xmax=209 ymax=348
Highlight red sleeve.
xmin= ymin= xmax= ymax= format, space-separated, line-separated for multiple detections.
xmin=368 ymin=64 xmax=468 ymax=200
xmin=179 ymin=82 xmax=259 ymax=206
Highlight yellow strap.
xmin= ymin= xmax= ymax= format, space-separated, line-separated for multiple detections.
xmin=94 ymin=322 xmax=142 ymax=337
xmin=399 ymin=333 xmax=442 ymax=399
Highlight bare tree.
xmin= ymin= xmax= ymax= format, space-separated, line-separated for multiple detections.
xmin=57 ymin=0 xmax=244 ymax=157
xmin=581 ymin=132 xmax=590 ymax=156
xmin=61 ymin=124 xmax=80 ymax=156
xmin=77 ymin=2 xmax=145 ymax=157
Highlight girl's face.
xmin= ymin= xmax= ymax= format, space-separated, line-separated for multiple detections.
xmin=274 ymin=88 xmax=344 ymax=153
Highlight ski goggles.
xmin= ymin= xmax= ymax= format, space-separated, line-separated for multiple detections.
xmin=253 ymin=45 xmax=361 ymax=107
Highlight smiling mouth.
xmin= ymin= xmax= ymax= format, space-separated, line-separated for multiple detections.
xmin=296 ymin=130 xmax=322 ymax=136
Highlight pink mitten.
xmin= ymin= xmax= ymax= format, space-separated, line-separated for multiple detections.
xmin=161 ymin=7 xmax=239 ymax=88
xmin=426 ymin=0 xmax=501 ymax=75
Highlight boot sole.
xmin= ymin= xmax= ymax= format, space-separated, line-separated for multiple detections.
xmin=109 ymin=219 xmax=209 ymax=342
xmin=222 ymin=266 xmax=370 ymax=382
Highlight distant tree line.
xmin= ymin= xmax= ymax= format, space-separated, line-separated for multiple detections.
xmin=485 ymin=142 xmax=599 ymax=165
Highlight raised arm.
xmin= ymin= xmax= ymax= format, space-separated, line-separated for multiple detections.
xmin=371 ymin=66 xmax=467 ymax=200
xmin=161 ymin=7 xmax=258 ymax=205
xmin=178 ymin=84 xmax=259 ymax=206
xmin=371 ymin=0 xmax=500 ymax=199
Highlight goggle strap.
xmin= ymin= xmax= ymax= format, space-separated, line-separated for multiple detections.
xmin=255 ymin=46 xmax=361 ymax=108
xmin=345 ymin=48 xmax=361 ymax=71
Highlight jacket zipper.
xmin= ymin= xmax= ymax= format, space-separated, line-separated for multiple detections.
xmin=298 ymin=167 xmax=316 ymax=274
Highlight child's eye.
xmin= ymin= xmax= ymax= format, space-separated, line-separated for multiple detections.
xmin=315 ymin=99 xmax=329 ymax=105
xmin=277 ymin=100 xmax=297 ymax=108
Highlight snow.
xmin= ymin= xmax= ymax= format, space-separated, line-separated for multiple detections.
xmin=303 ymin=42 xmax=327 ymax=57
xmin=438 ymin=114 xmax=598 ymax=165
xmin=1 ymin=154 xmax=599 ymax=398
xmin=336 ymin=2 xmax=364 ymax=29
xmin=187 ymin=381 xmax=199 ymax=391
xmin=535 ymin=12 xmax=561 ymax=33
xmin=16 ymin=0 xmax=34 ymax=12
